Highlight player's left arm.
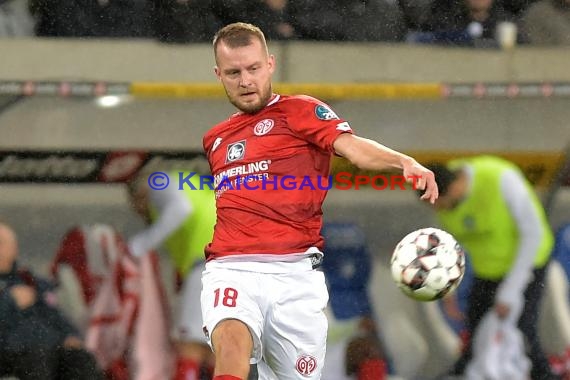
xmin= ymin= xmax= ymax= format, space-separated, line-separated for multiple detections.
xmin=333 ymin=134 xmax=438 ymax=203
xmin=495 ymin=168 xmax=544 ymax=319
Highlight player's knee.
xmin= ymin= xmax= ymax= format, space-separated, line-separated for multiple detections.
xmin=212 ymin=319 xmax=253 ymax=363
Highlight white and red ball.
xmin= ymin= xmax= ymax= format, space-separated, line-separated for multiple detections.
xmin=390 ymin=227 xmax=465 ymax=302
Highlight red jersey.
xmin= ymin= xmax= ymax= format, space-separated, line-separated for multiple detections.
xmin=203 ymin=94 xmax=353 ymax=260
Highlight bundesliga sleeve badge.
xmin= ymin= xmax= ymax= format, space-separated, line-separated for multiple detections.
xmin=314 ymin=104 xmax=339 ymax=121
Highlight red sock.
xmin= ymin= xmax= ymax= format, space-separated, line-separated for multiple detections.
xmin=174 ymin=357 xmax=200 ymax=380
xmin=358 ymin=358 xmax=387 ymax=380
xmin=213 ymin=376 xmax=243 ymax=380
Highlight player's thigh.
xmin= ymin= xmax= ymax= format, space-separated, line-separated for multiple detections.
xmin=174 ymin=261 xmax=207 ymax=343
xmin=201 ymin=266 xmax=264 ymax=362
xmin=263 ymin=270 xmax=329 ymax=379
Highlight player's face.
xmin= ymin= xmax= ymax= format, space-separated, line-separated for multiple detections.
xmin=215 ymin=39 xmax=275 ymax=114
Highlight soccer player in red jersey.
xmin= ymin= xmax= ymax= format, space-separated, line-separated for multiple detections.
xmin=201 ymin=22 xmax=438 ymax=380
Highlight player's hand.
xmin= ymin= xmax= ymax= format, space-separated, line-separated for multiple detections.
xmin=494 ymin=302 xmax=511 ymax=319
xmin=10 ymin=284 xmax=37 ymax=310
xmin=402 ymin=159 xmax=438 ymax=204
xmin=442 ymin=294 xmax=464 ymax=322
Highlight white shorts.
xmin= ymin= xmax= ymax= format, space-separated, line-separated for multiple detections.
xmin=200 ymin=258 xmax=329 ymax=379
xmin=173 ymin=261 xmax=207 ymax=343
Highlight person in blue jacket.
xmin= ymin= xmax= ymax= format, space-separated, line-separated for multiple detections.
xmin=0 ymin=222 xmax=103 ymax=380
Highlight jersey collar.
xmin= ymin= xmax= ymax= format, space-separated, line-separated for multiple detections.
xmin=267 ymin=94 xmax=280 ymax=107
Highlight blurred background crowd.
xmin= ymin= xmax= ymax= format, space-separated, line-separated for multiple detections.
xmin=0 ymin=0 xmax=570 ymax=47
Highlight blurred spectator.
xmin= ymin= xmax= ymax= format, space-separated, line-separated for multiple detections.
xmin=415 ymin=0 xmax=519 ymax=47
xmin=52 ymin=224 xmax=174 ymax=380
xmin=520 ymin=0 xmax=570 ymax=45
xmin=126 ymin=167 xmax=216 ymax=380
xmin=500 ymin=0 xmax=540 ymax=15
xmin=0 ymin=222 xmax=104 ymax=380
xmin=0 ymin=0 xmax=34 ymax=36
xmin=152 ymin=0 xmax=222 ymax=43
xmin=397 ymin=0 xmax=435 ymax=31
xmin=421 ymin=156 xmax=560 ymax=380
xmin=288 ymin=0 xmax=407 ymax=41
xmin=320 ymin=222 xmax=390 ymax=380
xmin=30 ymin=0 xmax=152 ymax=38
xmin=211 ymin=0 xmax=296 ymax=40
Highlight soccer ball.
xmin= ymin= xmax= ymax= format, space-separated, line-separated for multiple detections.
xmin=390 ymin=227 xmax=465 ymax=302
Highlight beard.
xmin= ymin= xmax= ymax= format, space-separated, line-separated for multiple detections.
xmin=227 ymin=85 xmax=273 ymax=114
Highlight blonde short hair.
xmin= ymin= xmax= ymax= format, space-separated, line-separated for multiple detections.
xmin=213 ymin=22 xmax=268 ymax=62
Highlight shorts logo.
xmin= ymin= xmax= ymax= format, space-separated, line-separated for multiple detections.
xmin=253 ymin=119 xmax=274 ymax=136
xmin=315 ymin=104 xmax=339 ymax=121
xmin=226 ymin=140 xmax=246 ymax=163
xmin=296 ymin=354 xmax=317 ymax=377
xmin=202 ymin=326 xmax=210 ymax=340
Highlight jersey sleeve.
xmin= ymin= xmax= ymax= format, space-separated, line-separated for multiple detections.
xmin=285 ymin=96 xmax=353 ymax=153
